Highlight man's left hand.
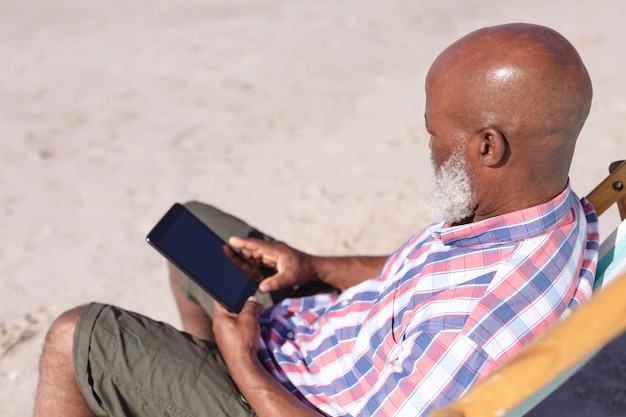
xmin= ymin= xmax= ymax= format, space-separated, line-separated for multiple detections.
xmin=213 ymin=297 xmax=264 ymax=365
xmin=213 ymin=297 xmax=323 ymax=417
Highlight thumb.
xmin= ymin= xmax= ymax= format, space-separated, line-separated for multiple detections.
xmin=240 ymin=296 xmax=264 ymax=315
xmin=258 ymin=274 xmax=286 ymax=293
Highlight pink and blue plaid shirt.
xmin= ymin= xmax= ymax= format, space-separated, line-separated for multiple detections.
xmin=258 ymin=184 xmax=599 ymax=416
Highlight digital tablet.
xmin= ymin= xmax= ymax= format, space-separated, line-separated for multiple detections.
xmin=146 ymin=203 xmax=262 ymax=313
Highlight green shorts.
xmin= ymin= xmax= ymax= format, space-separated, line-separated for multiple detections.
xmin=73 ymin=202 xmax=336 ymax=416
xmin=74 ymin=302 xmax=256 ymax=417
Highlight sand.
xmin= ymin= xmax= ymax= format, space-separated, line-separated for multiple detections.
xmin=1 ymin=0 xmax=625 ymax=415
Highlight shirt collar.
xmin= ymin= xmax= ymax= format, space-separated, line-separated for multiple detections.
xmin=432 ymin=183 xmax=577 ymax=247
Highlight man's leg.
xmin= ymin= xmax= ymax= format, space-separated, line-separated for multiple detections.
xmin=170 ymin=262 xmax=216 ymax=340
xmin=33 ymin=305 xmax=95 ymax=417
xmin=36 ymin=302 xmax=256 ymax=417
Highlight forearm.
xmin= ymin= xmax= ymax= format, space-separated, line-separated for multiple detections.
xmin=230 ymin=356 xmax=323 ymax=417
xmin=228 ymin=236 xmax=388 ymax=293
xmin=310 ymin=255 xmax=387 ymax=290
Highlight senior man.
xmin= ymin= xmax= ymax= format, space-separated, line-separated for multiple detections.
xmin=34 ymin=23 xmax=598 ymax=417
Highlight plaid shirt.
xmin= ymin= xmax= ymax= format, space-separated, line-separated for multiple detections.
xmin=258 ymin=185 xmax=599 ymax=416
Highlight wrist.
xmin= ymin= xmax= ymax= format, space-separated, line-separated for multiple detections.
xmin=220 ymin=345 xmax=260 ymax=379
xmin=228 ymin=354 xmax=267 ymax=387
xmin=307 ymin=254 xmax=326 ymax=283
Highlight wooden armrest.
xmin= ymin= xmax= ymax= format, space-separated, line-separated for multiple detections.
xmin=586 ymin=160 xmax=626 ymax=219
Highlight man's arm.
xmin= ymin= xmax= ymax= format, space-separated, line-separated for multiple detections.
xmin=227 ymin=354 xmax=322 ymax=417
xmin=212 ymin=298 xmax=323 ymax=417
xmin=228 ymin=236 xmax=387 ymax=292
xmin=308 ymin=255 xmax=388 ymax=290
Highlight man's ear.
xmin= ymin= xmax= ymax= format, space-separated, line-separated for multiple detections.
xmin=477 ymin=127 xmax=507 ymax=167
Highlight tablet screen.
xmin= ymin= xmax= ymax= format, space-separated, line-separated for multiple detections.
xmin=147 ymin=204 xmax=260 ymax=312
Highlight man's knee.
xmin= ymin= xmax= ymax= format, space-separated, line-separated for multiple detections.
xmin=41 ymin=305 xmax=85 ymax=360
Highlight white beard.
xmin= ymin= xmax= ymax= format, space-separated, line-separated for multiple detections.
xmin=426 ymin=150 xmax=475 ymax=224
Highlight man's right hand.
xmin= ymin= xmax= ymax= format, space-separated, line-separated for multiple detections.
xmin=228 ymin=237 xmax=317 ymax=293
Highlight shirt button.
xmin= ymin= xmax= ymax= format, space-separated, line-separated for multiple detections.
xmin=341 ymin=300 xmax=349 ymax=307
xmin=286 ymin=331 xmax=295 ymax=340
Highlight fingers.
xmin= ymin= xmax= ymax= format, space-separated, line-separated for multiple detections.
xmin=214 ymin=296 xmax=262 ymax=317
xmin=259 ymin=277 xmax=278 ymax=293
xmin=213 ymin=295 xmax=264 ymax=319
xmin=228 ymin=236 xmax=271 ymax=251
xmin=212 ymin=298 xmax=229 ymax=315
xmin=229 ymin=237 xmax=279 ymax=266
xmin=228 ymin=237 xmax=309 ymax=293
xmin=240 ymin=296 xmax=264 ymax=316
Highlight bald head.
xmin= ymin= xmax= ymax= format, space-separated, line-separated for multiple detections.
xmin=428 ymin=23 xmax=592 ymax=142
xmin=425 ymin=23 xmax=593 ymax=222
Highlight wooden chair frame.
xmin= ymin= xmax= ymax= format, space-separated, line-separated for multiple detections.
xmin=586 ymin=160 xmax=626 ymax=218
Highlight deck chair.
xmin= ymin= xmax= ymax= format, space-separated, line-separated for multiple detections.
xmin=430 ymin=160 xmax=626 ymax=417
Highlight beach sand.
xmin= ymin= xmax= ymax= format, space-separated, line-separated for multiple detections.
xmin=1 ymin=0 xmax=625 ymax=415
